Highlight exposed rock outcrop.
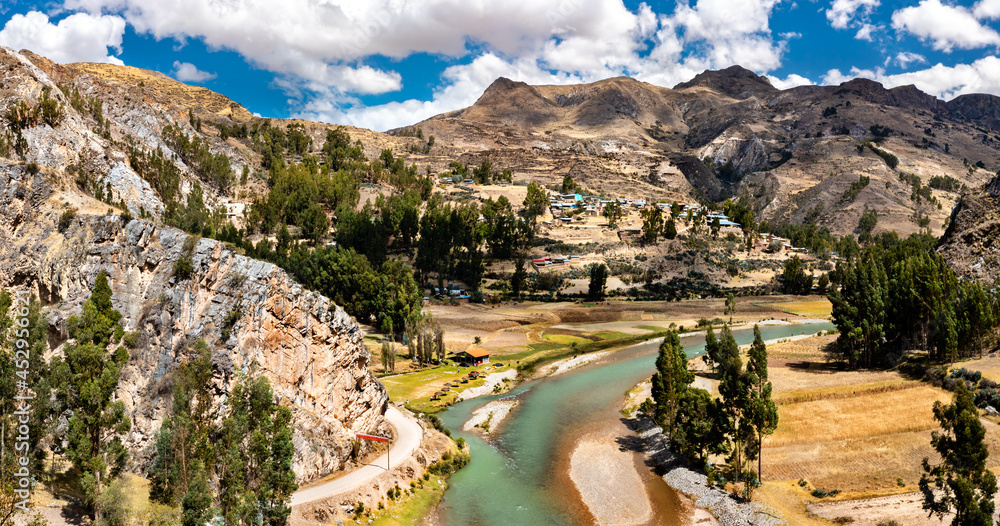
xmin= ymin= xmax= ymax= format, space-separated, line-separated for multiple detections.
xmin=0 ymin=161 xmax=388 ymax=484
xmin=937 ymin=175 xmax=1000 ymax=282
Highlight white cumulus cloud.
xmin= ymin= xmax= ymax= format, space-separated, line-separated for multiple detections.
xmin=894 ymin=51 xmax=927 ymax=69
xmin=767 ymin=73 xmax=813 ymax=89
xmin=58 ymin=0 xmax=792 ymax=130
xmin=826 ymin=0 xmax=880 ymax=30
xmin=891 ymin=0 xmax=1000 ymax=52
xmin=0 ymin=10 xmax=125 ymax=64
xmin=172 ymin=61 xmax=216 ymax=83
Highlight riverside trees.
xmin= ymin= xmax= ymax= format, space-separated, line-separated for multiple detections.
xmin=652 ymin=325 xmax=776 ymax=499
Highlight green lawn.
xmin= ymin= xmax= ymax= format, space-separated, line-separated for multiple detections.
xmin=543 ymin=334 xmax=591 ymax=345
xmin=593 ymin=331 xmax=631 ymax=340
xmin=345 ymin=475 xmax=449 ymax=526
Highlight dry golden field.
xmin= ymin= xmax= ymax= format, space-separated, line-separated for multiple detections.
xmin=750 ymin=337 xmax=1000 ymax=525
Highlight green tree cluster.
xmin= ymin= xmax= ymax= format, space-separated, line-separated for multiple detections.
xmin=640 ymin=206 xmax=664 ymax=244
xmin=653 ymin=326 xmax=777 ymax=499
xmin=830 ymin=236 xmax=998 ymax=368
xmin=781 ymin=256 xmax=813 ymax=295
xmin=149 ymin=343 xmax=297 ymax=526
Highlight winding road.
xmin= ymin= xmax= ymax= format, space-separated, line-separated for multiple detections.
xmin=291 ymin=405 xmax=424 ymax=507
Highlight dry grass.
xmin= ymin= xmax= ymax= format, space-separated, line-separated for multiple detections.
xmin=767 ymin=383 xmax=947 ymax=446
xmin=758 ymin=341 xmax=1000 ymax=497
xmin=756 ymin=299 xmax=833 ymax=317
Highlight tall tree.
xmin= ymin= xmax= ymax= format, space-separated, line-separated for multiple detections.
xmin=701 ymin=325 xmax=720 ymax=372
xmin=640 ymin=206 xmax=663 ymax=244
xmin=663 ymin=218 xmax=677 ymax=240
xmin=588 ymin=264 xmax=608 ymax=301
xmin=650 ymin=330 xmax=694 ymax=439
xmin=725 ymin=293 xmax=736 ymax=324
xmin=745 ymin=326 xmax=778 ymax=487
xmin=920 ymin=382 xmax=997 ymax=526
xmin=511 ymin=256 xmax=527 ymax=299
xmin=716 ymin=325 xmax=752 ymax=488
xmin=603 ymin=200 xmax=623 ymax=228
xmin=59 ymin=271 xmax=131 ymax=519
xmin=522 ymin=182 xmax=547 ymax=219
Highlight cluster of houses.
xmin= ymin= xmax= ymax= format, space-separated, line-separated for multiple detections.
xmin=544 ymin=195 xmax=745 ymax=233
xmin=430 ymin=286 xmax=471 ymax=300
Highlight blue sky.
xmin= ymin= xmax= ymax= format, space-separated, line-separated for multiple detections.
xmin=1 ymin=0 xmax=999 ymax=131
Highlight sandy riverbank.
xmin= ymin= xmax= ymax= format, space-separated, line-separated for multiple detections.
xmin=541 ymin=350 xmax=613 ymax=377
xmin=462 ymin=399 xmax=518 ymax=433
xmin=569 ymin=435 xmax=653 ymax=525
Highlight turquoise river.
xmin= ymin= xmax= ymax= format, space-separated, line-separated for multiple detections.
xmin=436 ymin=321 xmax=835 ymax=525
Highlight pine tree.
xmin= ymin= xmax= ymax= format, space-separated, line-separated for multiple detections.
xmin=650 ymin=330 xmax=693 ymax=439
xmin=717 ymin=325 xmax=752 ymax=487
xmin=60 ymin=271 xmax=131 ymax=518
xmin=701 ymin=325 xmax=720 ymax=372
xmin=663 ymin=218 xmax=677 ymax=240
xmin=920 ymin=382 xmax=997 ymax=525
xmin=588 ymin=264 xmax=608 ymax=301
xmin=745 ymin=326 xmax=778 ymax=490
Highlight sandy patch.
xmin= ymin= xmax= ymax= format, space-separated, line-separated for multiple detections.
xmin=462 ymin=399 xmax=518 ymax=432
xmin=456 ymin=369 xmax=517 ymax=401
xmin=809 ymin=492 xmax=949 ymax=526
xmin=569 ymin=436 xmax=653 ymax=526
xmin=541 ymin=350 xmax=612 ymax=376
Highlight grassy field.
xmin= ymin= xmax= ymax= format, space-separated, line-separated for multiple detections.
xmin=344 ymin=474 xmax=449 ymax=526
xmin=381 ymin=363 xmax=514 ymax=412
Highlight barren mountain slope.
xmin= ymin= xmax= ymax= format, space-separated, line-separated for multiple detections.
xmin=406 ymin=68 xmax=1000 ymax=237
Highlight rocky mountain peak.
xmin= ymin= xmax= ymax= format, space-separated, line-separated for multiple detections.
xmin=834 ymin=78 xmax=941 ymax=110
xmin=673 ymin=65 xmax=777 ymax=99
xmin=946 ymin=93 xmax=1000 ymax=131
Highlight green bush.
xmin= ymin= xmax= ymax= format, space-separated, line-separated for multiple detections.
xmin=58 ymin=208 xmax=77 ymax=232
xmin=95 ymin=478 xmax=132 ymax=526
xmin=173 ymin=256 xmax=194 ymax=280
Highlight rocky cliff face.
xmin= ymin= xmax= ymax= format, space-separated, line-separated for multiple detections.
xmin=938 ymin=175 xmax=1000 ymax=283
xmin=0 ymin=160 xmax=388 ymax=483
